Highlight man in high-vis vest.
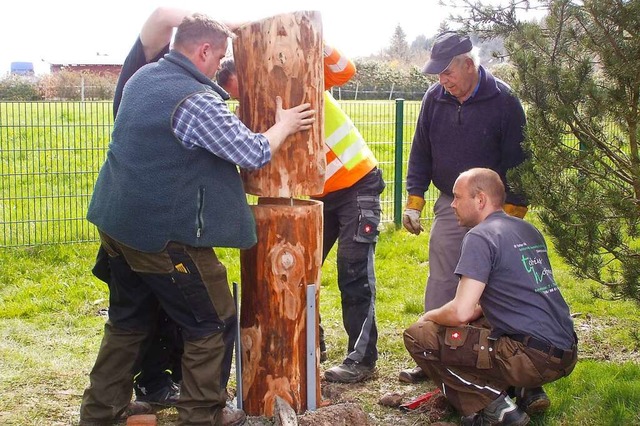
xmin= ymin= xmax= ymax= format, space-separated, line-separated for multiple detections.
xmin=218 ymin=44 xmax=384 ymax=384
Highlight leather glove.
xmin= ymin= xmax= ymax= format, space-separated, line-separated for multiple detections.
xmin=402 ymin=195 xmax=426 ymax=235
xmin=503 ymin=203 xmax=528 ymax=219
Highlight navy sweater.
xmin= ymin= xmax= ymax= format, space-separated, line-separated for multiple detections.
xmin=406 ymin=66 xmax=528 ymax=206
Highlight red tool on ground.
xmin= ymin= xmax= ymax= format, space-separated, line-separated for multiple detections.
xmin=400 ymin=388 xmax=441 ymax=411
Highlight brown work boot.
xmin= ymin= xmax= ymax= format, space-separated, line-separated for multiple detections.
xmin=123 ymin=401 xmax=154 ymax=418
xmin=398 ymin=366 xmax=428 ymax=384
xmin=222 ymin=401 xmax=246 ymax=426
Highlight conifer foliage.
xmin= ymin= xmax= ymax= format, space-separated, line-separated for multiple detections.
xmin=451 ymin=0 xmax=640 ymax=303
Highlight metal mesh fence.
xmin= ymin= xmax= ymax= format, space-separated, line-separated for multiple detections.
xmin=0 ymin=100 xmax=436 ymax=247
xmin=1 ymin=101 xmax=113 ymax=246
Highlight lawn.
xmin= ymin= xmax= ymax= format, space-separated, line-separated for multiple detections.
xmin=2 ymin=100 xmax=639 ymax=424
xmin=1 ymin=219 xmax=639 ymax=425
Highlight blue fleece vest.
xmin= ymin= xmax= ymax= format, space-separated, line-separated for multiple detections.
xmin=87 ymin=51 xmax=257 ymax=252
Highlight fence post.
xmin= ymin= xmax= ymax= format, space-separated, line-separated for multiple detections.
xmin=394 ymin=98 xmax=405 ymax=228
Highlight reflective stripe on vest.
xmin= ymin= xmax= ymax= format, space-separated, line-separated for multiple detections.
xmin=327 ymin=55 xmax=350 ymax=74
xmin=322 ymin=92 xmax=376 ymax=193
xmin=324 ymin=45 xmax=351 ymax=74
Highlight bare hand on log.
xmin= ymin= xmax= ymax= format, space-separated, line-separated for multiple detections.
xmin=275 ymin=96 xmax=315 ymax=132
xmin=262 ymin=96 xmax=315 ymax=154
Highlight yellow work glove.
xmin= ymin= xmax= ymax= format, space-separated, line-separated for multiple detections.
xmin=504 ymin=203 xmax=528 ymax=219
xmin=402 ymin=195 xmax=426 ymax=235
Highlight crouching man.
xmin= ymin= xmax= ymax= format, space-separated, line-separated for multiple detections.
xmin=403 ymin=168 xmax=577 ymax=425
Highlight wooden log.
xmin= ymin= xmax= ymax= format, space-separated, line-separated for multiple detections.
xmin=240 ymin=198 xmax=322 ymax=416
xmin=232 ymin=11 xmax=325 ymax=197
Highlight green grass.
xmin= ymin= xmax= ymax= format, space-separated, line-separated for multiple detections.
xmin=2 ymin=101 xmax=639 ymax=424
xmin=1 ymin=222 xmax=639 ymax=425
xmin=1 ymin=101 xmax=113 ymax=246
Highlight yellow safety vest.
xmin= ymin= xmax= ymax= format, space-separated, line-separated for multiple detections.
xmin=318 ymin=92 xmax=377 ymax=197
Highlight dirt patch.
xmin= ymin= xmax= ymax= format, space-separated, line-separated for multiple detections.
xmin=573 ymin=314 xmax=640 ymax=363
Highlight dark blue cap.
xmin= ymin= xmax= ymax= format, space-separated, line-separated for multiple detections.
xmin=422 ymin=32 xmax=473 ymax=74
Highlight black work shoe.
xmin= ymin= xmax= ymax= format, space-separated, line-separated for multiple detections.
xmin=135 ymin=381 xmax=180 ymax=407
xmin=514 ymin=386 xmax=550 ymax=415
xmin=460 ymin=413 xmax=484 ymax=426
xmin=482 ymin=393 xmax=530 ymax=425
xmin=324 ymin=362 xmax=375 ymax=383
xmin=398 ymin=366 xmax=428 ymax=384
xmin=222 ymin=401 xmax=246 ymax=426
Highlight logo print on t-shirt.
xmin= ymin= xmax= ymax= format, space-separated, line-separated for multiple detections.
xmin=518 ymin=244 xmax=558 ymax=294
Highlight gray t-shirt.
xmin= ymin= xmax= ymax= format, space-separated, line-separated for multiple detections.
xmin=455 ymin=211 xmax=575 ymax=349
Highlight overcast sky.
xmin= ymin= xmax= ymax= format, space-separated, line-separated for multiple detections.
xmin=1 ymin=0 xmax=459 ymax=74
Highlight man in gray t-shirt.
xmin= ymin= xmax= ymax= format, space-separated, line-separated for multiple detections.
xmin=403 ymin=168 xmax=577 ymax=426
xmin=456 ymin=211 xmax=575 ymax=350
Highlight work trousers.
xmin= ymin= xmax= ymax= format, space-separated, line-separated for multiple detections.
xmin=424 ymin=193 xmax=469 ymax=311
xmin=403 ymin=319 xmax=578 ymax=416
xmin=133 ymin=308 xmax=183 ymax=393
xmin=314 ymin=168 xmax=385 ymax=366
xmin=93 ymin=246 xmax=184 ymax=395
xmin=80 ymin=231 xmax=236 ymax=426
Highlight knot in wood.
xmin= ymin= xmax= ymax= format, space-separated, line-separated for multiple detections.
xmin=280 ymin=251 xmax=295 ymax=269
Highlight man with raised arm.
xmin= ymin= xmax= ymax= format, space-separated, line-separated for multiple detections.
xmin=80 ymin=12 xmax=314 ymax=426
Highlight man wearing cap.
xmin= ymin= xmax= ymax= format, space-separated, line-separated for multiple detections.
xmin=399 ymin=32 xmax=529 ymax=385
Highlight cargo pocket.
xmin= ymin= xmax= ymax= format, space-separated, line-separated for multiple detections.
xmin=354 ymin=195 xmax=381 ymax=243
xmin=167 ymin=245 xmax=220 ymax=325
xmin=184 ymin=245 xmax=236 ymax=322
xmin=494 ymin=338 xmax=544 ymax=386
xmin=439 ymin=326 xmax=483 ymax=367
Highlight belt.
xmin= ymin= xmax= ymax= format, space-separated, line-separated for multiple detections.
xmin=509 ymin=334 xmax=568 ymax=358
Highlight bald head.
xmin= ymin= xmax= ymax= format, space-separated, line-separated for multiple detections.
xmin=451 ymin=168 xmax=506 ymax=227
xmin=460 ymin=168 xmax=506 ymax=208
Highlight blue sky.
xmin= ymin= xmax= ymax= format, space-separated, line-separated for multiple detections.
xmin=1 ymin=0 xmax=454 ymax=74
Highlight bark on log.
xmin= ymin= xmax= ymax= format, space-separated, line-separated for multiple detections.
xmin=240 ymin=198 xmax=323 ymax=416
xmin=232 ymin=11 xmax=325 ymax=197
